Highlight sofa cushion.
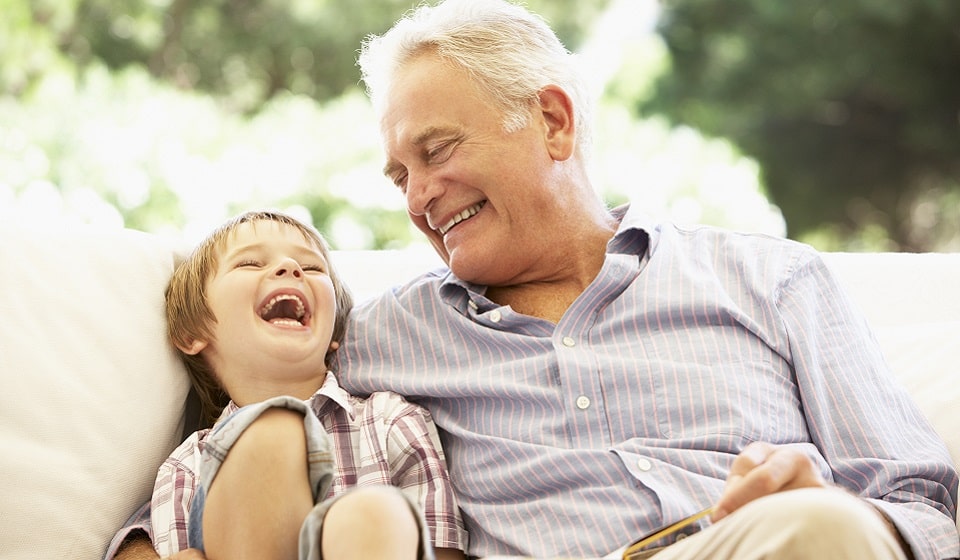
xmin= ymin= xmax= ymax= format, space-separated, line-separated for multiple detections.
xmin=0 ymin=223 xmax=190 ymax=560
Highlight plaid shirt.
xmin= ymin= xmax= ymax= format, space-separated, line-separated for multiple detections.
xmin=107 ymin=372 xmax=466 ymax=558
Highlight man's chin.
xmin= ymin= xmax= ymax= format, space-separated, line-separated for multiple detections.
xmin=427 ymin=235 xmax=451 ymax=265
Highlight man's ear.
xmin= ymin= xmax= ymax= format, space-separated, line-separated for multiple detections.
xmin=177 ymin=338 xmax=208 ymax=356
xmin=537 ymin=84 xmax=576 ymax=162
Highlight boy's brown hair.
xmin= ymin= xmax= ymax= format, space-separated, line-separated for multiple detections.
xmin=165 ymin=210 xmax=354 ymax=427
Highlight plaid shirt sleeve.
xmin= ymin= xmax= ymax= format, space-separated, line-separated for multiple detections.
xmin=102 ymin=500 xmax=151 ymax=560
xmin=102 ymin=428 xmax=207 ymax=560
xmin=344 ymin=392 xmax=467 ymax=550
xmin=149 ymin=429 xmax=207 ymax=557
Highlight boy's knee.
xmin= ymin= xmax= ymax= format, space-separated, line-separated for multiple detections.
xmin=319 ymin=486 xmax=422 ymax=560
xmin=233 ymin=407 xmax=306 ymax=452
xmin=327 ymin=486 xmax=419 ymax=528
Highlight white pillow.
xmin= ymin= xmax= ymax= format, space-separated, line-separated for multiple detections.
xmin=873 ymin=322 xmax=960 ymax=474
xmin=0 ymin=223 xmax=190 ymax=560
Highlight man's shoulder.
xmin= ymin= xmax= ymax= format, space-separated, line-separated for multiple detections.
xmin=649 ymin=221 xmax=826 ymax=291
xmin=661 ymin=221 xmax=819 ymax=264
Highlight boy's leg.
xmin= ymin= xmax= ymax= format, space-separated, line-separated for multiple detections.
xmin=300 ymin=486 xmax=433 ymax=560
xmin=188 ymin=397 xmax=334 ymax=560
xmin=202 ymin=407 xmax=313 ymax=560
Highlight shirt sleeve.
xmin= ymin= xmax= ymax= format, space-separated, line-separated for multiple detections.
xmin=102 ymin=501 xmax=152 ymax=560
xmin=150 ymin=430 xmax=206 ymax=557
xmin=378 ymin=392 xmax=469 ymax=552
xmin=780 ymin=253 xmax=959 ymax=559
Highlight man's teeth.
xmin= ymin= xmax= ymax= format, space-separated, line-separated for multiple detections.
xmin=437 ymin=202 xmax=484 ymax=235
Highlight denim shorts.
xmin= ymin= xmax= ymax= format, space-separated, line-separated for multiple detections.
xmin=186 ymin=395 xmax=432 ymax=560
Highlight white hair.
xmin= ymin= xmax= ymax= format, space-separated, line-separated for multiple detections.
xmin=358 ymin=0 xmax=593 ymax=156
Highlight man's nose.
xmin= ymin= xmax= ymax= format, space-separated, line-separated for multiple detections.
xmin=405 ymin=170 xmax=439 ymax=218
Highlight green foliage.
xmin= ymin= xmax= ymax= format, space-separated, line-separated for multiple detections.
xmin=2 ymin=0 xmax=617 ymax=250
xmin=642 ymin=0 xmax=960 ymax=251
xmin=2 ymin=0 xmax=802 ymax=253
xmin=12 ymin=0 xmax=608 ymax=113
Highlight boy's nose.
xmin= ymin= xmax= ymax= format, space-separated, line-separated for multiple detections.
xmin=274 ymin=259 xmax=302 ymax=278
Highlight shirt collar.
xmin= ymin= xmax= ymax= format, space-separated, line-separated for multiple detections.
xmin=218 ymin=371 xmax=355 ymax=422
xmin=435 ymin=203 xmax=659 ymax=307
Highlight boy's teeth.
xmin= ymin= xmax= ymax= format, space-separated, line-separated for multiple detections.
xmin=259 ymin=294 xmax=306 ymax=323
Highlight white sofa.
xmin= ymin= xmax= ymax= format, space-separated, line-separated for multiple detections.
xmin=1 ymin=222 xmax=958 ymax=560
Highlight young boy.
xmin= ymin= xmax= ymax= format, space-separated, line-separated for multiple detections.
xmin=151 ymin=210 xmax=466 ymax=560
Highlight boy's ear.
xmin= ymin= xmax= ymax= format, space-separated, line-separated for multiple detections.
xmin=177 ymin=338 xmax=208 ymax=356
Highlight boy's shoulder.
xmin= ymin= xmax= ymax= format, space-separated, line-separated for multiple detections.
xmin=350 ymin=391 xmax=430 ymax=415
xmin=160 ymin=427 xmax=211 ymax=474
xmin=348 ymin=389 xmax=433 ymax=422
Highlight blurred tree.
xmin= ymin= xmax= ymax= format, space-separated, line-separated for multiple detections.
xmin=17 ymin=0 xmax=609 ymax=112
xmin=2 ymin=0 xmax=611 ymax=249
xmin=640 ymin=0 xmax=960 ymax=251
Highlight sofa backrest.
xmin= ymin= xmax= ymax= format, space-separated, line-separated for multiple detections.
xmin=1 ymin=225 xmax=957 ymax=560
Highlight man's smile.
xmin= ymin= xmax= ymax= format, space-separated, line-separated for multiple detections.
xmin=436 ymin=201 xmax=486 ymax=235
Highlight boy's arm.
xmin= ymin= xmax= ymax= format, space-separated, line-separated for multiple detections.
xmin=382 ymin=394 xmax=468 ymax=554
xmin=111 ymin=430 xmax=207 ymax=560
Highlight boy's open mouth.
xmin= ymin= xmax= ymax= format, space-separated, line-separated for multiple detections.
xmin=259 ymin=293 xmax=309 ymax=326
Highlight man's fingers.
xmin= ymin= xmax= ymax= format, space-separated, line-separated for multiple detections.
xmin=166 ymin=549 xmax=208 ymax=560
xmin=715 ymin=444 xmax=825 ymax=521
xmin=726 ymin=441 xmax=776 ymax=478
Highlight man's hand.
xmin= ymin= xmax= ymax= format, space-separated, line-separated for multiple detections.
xmin=113 ymin=534 xmax=159 ymax=560
xmin=166 ymin=551 xmax=207 ymax=560
xmin=713 ymin=441 xmax=827 ymax=522
xmin=113 ymin=533 xmax=206 ymax=560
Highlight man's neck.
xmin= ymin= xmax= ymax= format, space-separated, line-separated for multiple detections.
xmin=485 ymin=223 xmax=616 ymax=324
xmin=486 ymin=281 xmax=586 ymax=324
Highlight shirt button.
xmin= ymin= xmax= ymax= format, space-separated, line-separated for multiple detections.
xmin=562 ymin=336 xmax=576 ymax=347
xmin=576 ymin=395 xmax=591 ymax=410
xmin=489 ymin=310 xmax=502 ymax=323
xmin=636 ymin=458 xmax=652 ymax=471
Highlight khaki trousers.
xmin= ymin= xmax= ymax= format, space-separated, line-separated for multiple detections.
xmin=617 ymin=488 xmax=908 ymax=560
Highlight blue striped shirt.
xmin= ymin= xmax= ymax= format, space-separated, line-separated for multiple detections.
xmin=336 ymin=205 xmax=958 ymax=559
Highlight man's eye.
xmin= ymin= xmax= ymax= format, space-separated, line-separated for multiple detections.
xmin=427 ymin=141 xmax=455 ymax=163
xmin=393 ymin=173 xmax=408 ymax=193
